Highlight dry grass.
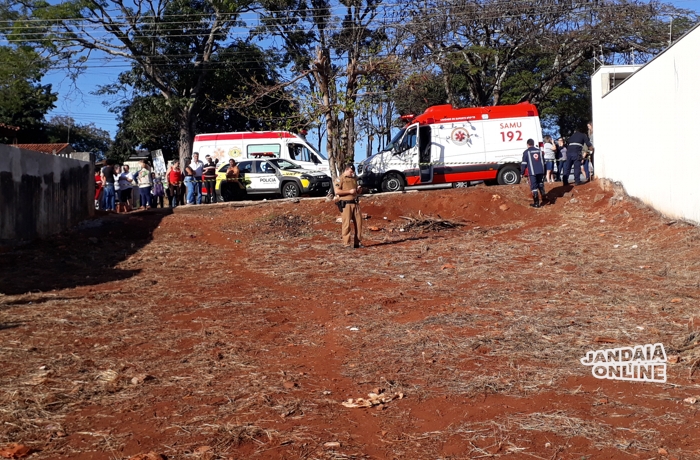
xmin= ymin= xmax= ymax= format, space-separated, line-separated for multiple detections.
xmin=2 ymin=184 xmax=700 ymax=459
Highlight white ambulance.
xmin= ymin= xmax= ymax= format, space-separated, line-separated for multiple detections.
xmin=358 ymin=102 xmax=544 ymax=192
xmin=191 ymin=131 xmax=330 ymax=173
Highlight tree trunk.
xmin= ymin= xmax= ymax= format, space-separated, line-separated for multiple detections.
xmin=314 ymin=47 xmax=343 ymax=180
xmin=441 ymin=66 xmax=456 ymax=106
xmin=178 ymin=105 xmax=196 ymax=165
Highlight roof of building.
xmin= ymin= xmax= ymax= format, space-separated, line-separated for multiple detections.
xmin=12 ymin=143 xmax=74 ymax=155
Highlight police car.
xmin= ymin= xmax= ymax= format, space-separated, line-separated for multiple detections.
xmin=216 ymin=158 xmax=331 ymax=201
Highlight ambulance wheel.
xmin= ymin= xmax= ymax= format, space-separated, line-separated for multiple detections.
xmin=497 ymin=166 xmax=521 ymax=185
xmin=282 ymin=181 xmax=300 ymax=198
xmin=381 ymin=173 xmax=405 ymax=192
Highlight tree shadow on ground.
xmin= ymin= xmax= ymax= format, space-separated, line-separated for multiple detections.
xmin=0 ymin=209 xmax=172 ymax=295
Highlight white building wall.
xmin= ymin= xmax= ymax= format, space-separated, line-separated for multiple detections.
xmin=592 ymin=26 xmax=700 ymax=224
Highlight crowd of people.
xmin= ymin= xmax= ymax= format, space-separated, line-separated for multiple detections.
xmin=522 ymin=122 xmax=595 ymax=208
xmin=540 ymin=122 xmax=595 ymax=186
xmin=95 ymin=152 xmax=241 ymax=212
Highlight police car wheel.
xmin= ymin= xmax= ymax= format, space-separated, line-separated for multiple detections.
xmin=497 ymin=166 xmax=521 ymax=185
xmin=282 ymin=181 xmax=300 ymax=198
xmin=381 ymin=173 xmax=405 ymax=193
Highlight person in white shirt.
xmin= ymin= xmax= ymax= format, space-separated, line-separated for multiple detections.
xmin=137 ymin=160 xmax=153 ymax=209
xmin=189 ymin=152 xmax=204 ymax=204
xmin=542 ymin=135 xmax=556 ymax=183
xmin=117 ymin=164 xmax=134 ymax=212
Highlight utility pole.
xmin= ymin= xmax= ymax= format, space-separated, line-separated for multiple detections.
xmin=669 ymin=17 xmax=673 ymax=47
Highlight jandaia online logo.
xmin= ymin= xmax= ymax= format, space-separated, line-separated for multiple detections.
xmin=580 ymin=343 xmax=667 ymax=383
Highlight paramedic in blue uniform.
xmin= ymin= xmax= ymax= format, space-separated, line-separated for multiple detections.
xmin=562 ymin=125 xmax=593 ymax=186
xmin=521 ymin=139 xmax=546 ymax=208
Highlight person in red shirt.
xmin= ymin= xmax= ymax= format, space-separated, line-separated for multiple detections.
xmin=167 ymin=160 xmax=184 ymax=208
xmin=94 ymin=171 xmax=103 ymax=210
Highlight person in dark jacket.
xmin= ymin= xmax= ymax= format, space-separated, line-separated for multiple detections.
xmin=521 ymin=139 xmax=546 ymax=208
xmin=562 ymin=125 xmax=593 ymax=186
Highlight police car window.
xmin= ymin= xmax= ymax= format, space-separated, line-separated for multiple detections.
xmin=218 ymin=164 xmax=229 ymax=173
xmin=238 ymin=161 xmax=253 ymax=173
xmin=259 ymin=161 xmax=275 ymax=173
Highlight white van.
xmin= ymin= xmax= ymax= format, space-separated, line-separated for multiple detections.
xmin=358 ymin=103 xmax=544 ymax=192
xmin=191 ymin=131 xmax=329 ymax=173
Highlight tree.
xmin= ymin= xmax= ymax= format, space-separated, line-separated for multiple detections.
xmin=100 ymin=40 xmax=299 ymax=162
xmin=0 ymin=46 xmax=56 ymax=143
xmin=45 ymin=115 xmax=113 ymax=157
xmin=501 ymin=56 xmax=594 ymax=137
xmin=12 ymin=0 xmax=255 ymax=164
xmin=391 ymin=72 xmax=450 ymax=118
xmin=402 ymin=0 xmax=692 ymax=107
xmin=254 ymin=0 xmax=398 ymax=178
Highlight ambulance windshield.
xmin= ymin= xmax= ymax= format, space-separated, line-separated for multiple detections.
xmin=307 ymin=144 xmax=327 ymax=161
xmin=382 ymin=128 xmax=406 ymax=153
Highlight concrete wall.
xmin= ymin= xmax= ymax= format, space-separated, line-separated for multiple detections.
xmin=67 ymin=152 xmax=96 ymax=163
xmin=0 ymin=145 xmax=94 ymax=242
xmin=592 ymin=25 xmax=700 ymax=224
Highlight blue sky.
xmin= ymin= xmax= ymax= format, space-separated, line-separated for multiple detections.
xmin=42 ymin=0 xmax=700 ymax=140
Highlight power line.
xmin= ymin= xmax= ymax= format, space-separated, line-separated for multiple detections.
xmin=0 ymin=0 xmax=671 ymax=36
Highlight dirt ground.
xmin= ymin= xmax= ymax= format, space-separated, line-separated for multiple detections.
xmin=2 ymin=180 xmax=700 ymax=460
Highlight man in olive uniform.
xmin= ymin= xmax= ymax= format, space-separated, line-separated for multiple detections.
xmin=334 ymin=164 xmax=363 ymax=248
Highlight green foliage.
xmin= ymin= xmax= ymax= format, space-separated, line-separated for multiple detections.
xmin=0 ymin=46 xmax=56 ymax=142
xmin=500 ymin=53 xmax=592 ymax=137
xmin=104 ymin=40 xmax=299 ymax=162
xmin=45 ymin=115 xmax=112 ymax=158
xmin=392 ymin=72 xmax=448 ymax=118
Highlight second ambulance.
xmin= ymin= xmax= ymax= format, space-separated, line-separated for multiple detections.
xmin=358 ymin=102 xmax=544 ymax=192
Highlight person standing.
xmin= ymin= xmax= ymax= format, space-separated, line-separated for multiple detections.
xmin=543 ymin=135 xmax=556 ymax=183
xmin=202 ymin=155 xmax=218 ymax=204
xmin=226 ymin=158 xmax=240 ymax=180
xmin=94 ymin=169 xmax=103 ymax=210
xmin=113 ymin=164 xmax=122 ymax=211
xmin=562 ymin=125 xmax=593 ymax=186
xmin=151 ymin=173 xmax=165 ymax=208
xmin=189 ymin=152 xmax=204 ymax=204
xmin=581 ymin=144 xmax=591 ymax=181
xmin=167 ymin=160 xmax=184 ymax=208
xmin=333 ymin=164 xmax=363 ymax=248
xmin=585 ymin=121 xmax=595 ymax=180
xmin=117 ymin=164 xmax=134 ymax=212
xmin=223 ymin=158 xmax=245 ymax=201
xmin=137 ymin=160 xmax=153 ymax=209
xmin=556 ymin=137 xmax=567 ymax=182
xmin=100 ymin=159 xmax=116 ymax=211
xmin=184 ymin=164 xmax=196 ymax=204
xmin=521 ymin=139 xmax=546 ymax=208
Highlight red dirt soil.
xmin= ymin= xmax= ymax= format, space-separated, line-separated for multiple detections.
xmin=2 ymin=180 xmax=700 ymax=460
